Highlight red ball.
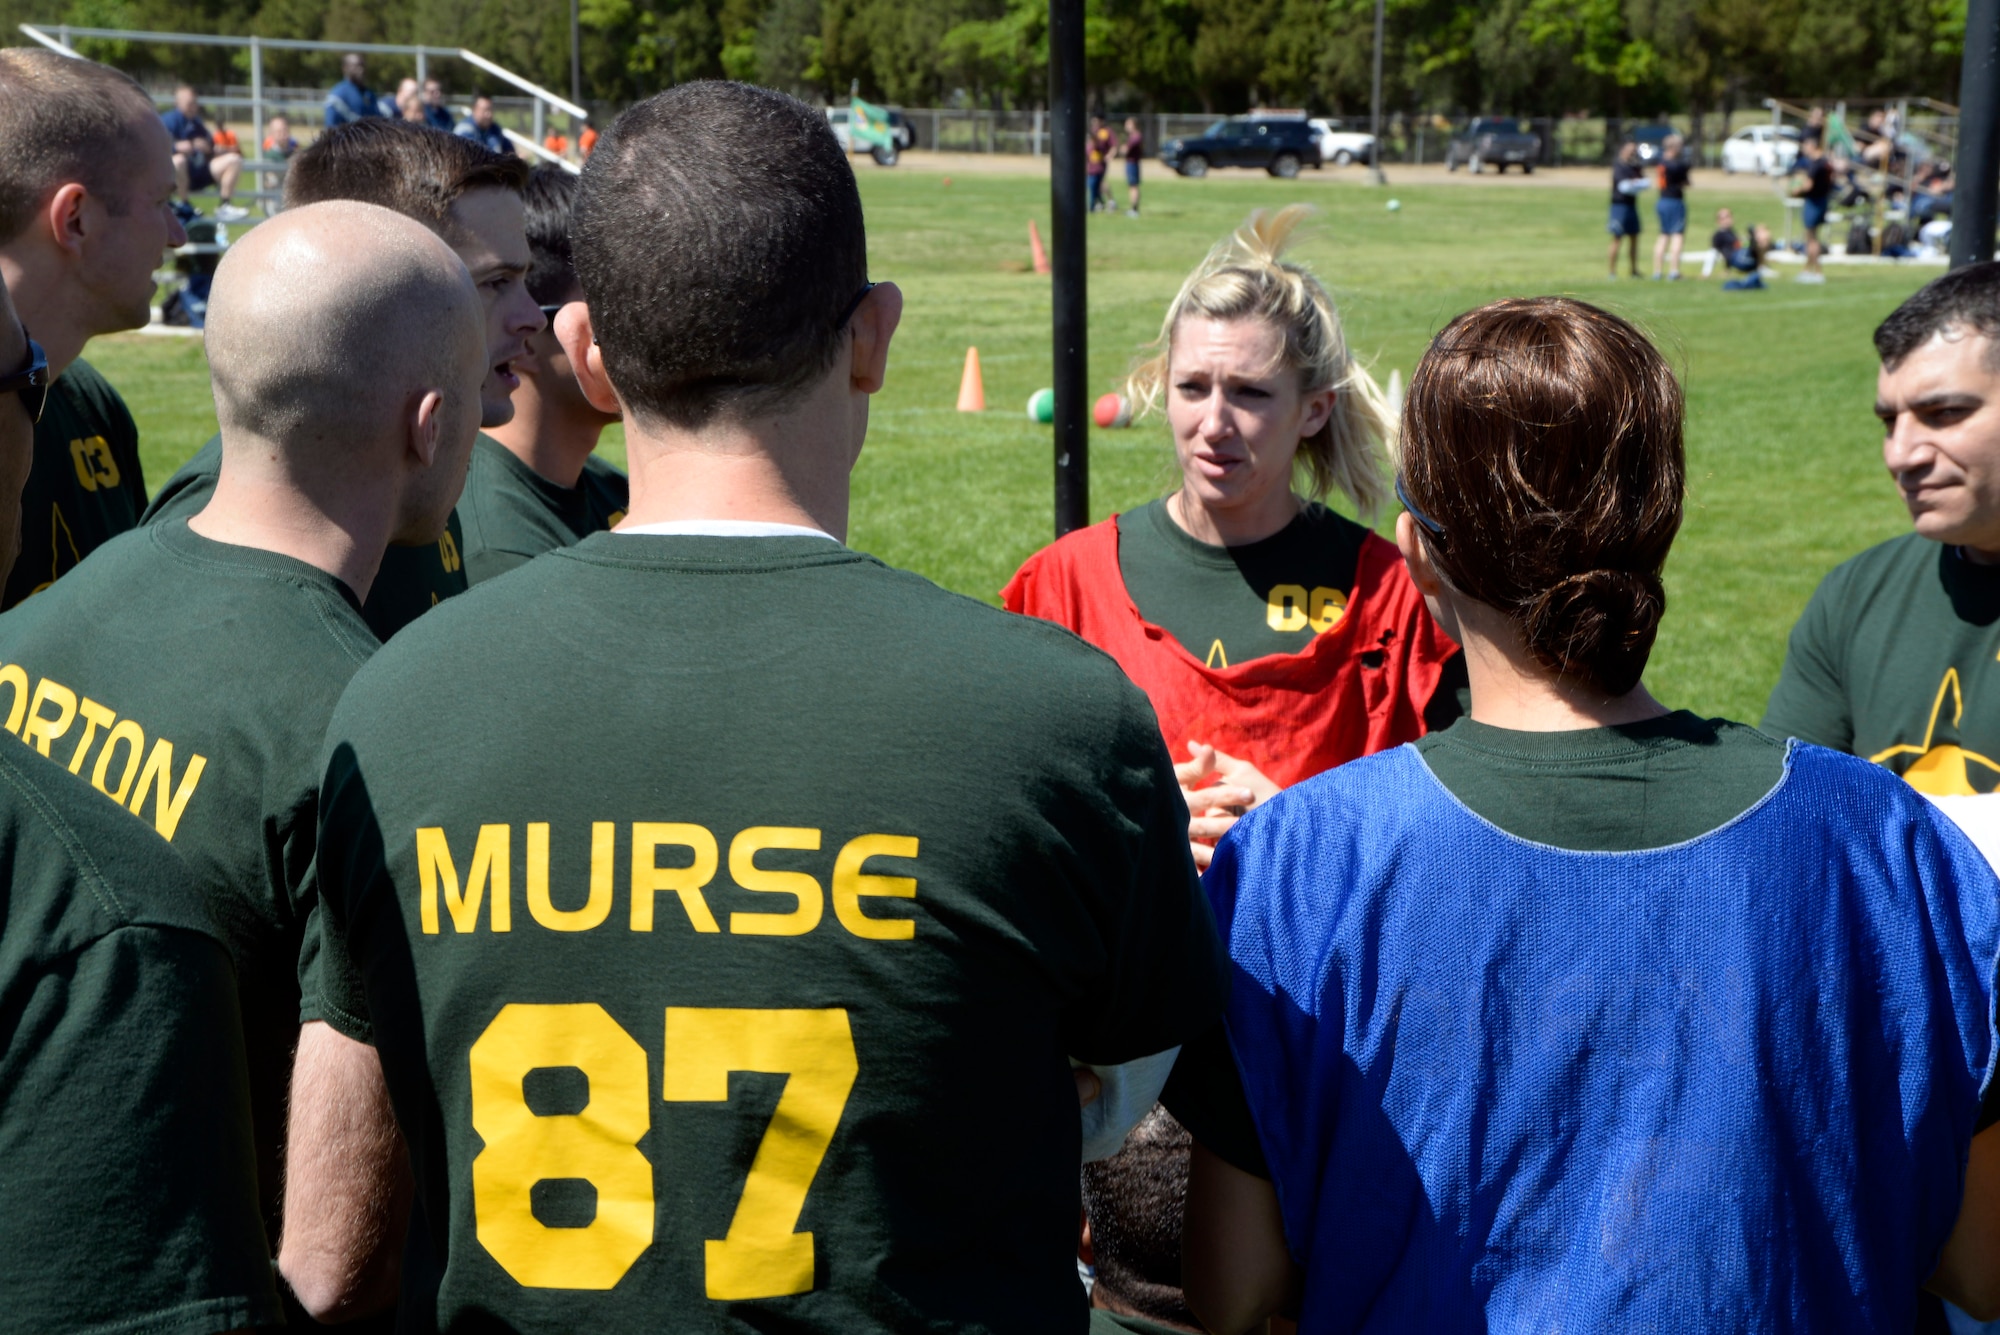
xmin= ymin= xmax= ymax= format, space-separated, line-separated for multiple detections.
xmin=1093 ymin=392 xmax=1131 ymax=428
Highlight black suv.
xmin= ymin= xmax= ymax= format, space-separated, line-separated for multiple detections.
xmin=1445 ymin=117 xmax=1541 ymax=173
xmin=1160 ymin=118 xmax=1323 ymax=178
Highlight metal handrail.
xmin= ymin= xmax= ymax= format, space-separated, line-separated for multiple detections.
xmin=503 ymin=128 xmax=580 ymax=174
xmin=458 ymin=50 xmax=586 ymax=121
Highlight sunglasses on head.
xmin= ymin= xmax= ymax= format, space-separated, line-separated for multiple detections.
xmin=0 ymin=332 xmax=48 ymax=426
xmin=1395 ymin=475 xmax=1447 ymax=549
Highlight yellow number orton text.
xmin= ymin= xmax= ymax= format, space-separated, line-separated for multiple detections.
xmin=663 ymin=1007 xmax=858 ymax=1301
xmin=469 ymin=1004 xmax=654 ymax=1289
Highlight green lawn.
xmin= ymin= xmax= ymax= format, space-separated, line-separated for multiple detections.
xmin=97 ymin=167 xmax=1931 ymax=722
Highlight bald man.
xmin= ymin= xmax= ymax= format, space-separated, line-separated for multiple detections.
xmin=0 ymin=199 xmax=485 ymax=1258
xmin=143 ymin=120 xmax=540 ymax=639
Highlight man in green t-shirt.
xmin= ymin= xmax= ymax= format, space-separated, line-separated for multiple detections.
xmin=461 ymin=163 xmax=626 ymax=584
xmin=1765 ymin=262 xmax=2000 ymax=797
xmin=282 ymin=82 xmax=1225 ymax=1332
xmin=144 ymin=119 xmax=541 ymax=638
xmin=0 ymin=201 xmax=486 ymax=1255
xmin=0 ymin=267 xmax=279 ymax=1328
xmin=0 ymin=50 xmax=177 ymax=609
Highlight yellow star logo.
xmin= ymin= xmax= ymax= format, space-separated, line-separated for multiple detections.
xmin=1870 ymin=667 xmax=2000 ymax=795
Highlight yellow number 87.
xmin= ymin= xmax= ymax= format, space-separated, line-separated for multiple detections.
xmin=468 ymin=1003 xmax=858 ymax=1298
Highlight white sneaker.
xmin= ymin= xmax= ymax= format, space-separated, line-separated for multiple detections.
xmin=1795 ymin=271 xmax=1826 ymax=284
xmin=214 ymin=203 xmax=250 ymax=223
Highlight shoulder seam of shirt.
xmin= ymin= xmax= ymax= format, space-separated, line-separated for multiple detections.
xmin=146 ymin=529 xmax=376 ymax=663
xmin=0 ymin=748 xmax=128 ymax=921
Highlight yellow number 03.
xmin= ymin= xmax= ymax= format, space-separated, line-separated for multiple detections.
xmin=468 ymin=1003 xmax=859 ymax=1298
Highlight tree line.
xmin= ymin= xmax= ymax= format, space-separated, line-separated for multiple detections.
xmin=1 ymin=0 xmax=1971 ymax=118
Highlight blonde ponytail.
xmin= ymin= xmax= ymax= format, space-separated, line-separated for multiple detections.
xmin=1125 ymin=205 xmax=1395 ymax=518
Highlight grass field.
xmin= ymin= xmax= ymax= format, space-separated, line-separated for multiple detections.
xmin=100 ymin=164 xmax=1935 ymax=722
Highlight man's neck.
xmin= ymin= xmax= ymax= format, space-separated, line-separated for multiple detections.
xmin=620 ymin=386 xmax=856 ymax=539
xmin=0 ymin=249 xmax=91 ymax=378
xmin=185 ymin=435 xmax=399 ymax=602
xmin=484 ymin=387 xmax=605 ymax=489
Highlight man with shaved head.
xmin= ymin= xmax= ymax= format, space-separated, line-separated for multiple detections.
xmin=0 ymin=199 xmax=485 ymax=1281
xmin=145 ymin=119 xmax=541 ymax=638
xmin=0 ymin=49 xmax=183 ymax=609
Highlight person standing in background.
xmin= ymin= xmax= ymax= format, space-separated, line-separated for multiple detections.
xmin=1087 ymin=113 xmax=1112 ymax=213
xmin=1792 ymin=136 xmax=1834 ymax=284
xmin=1608 ymin=140 xmax=1645 ymax=278
xmin=1123 ymin=117 xmax=1144 ymax=218
xmin=325 ymin=52 xmax=380 ymax=128
xmin=1651 ymin=133 xmax=1690 ymax=281
xmin=0 ymin=50 xmax=174 ymax=610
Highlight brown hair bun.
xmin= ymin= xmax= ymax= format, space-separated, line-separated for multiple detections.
xmin=1401 ymin=297 xmax=1684 ymax=696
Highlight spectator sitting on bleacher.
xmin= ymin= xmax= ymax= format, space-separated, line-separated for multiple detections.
xmin=455 ymin=95 xmax=512 ymax=155
xmin=163 ymin=84 xmax=246 ymax=223
xmin=325 ymin=52 xmax=380 ymax=127
xmin=263 ymin=113 xmax=298 ymax=159
xmin=421 ymin=78 xmax=454 ymax=132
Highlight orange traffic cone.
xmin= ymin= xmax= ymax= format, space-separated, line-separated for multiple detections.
xmin=957 ymin=347 xmax=986 ymax=412
xmin=1029 ymin=220 xmax=1051 ymax=275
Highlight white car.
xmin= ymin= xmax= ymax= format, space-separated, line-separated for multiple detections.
xmin=1308 ymin=117 xmax=1377 ymax=166
xmin=1721 ymin=125 xmax=1801 ymax=176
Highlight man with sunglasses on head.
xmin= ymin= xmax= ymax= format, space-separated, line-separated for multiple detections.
xmin=144 ymin=120 xmax=544 ymax=638
xmin=0 ymin=50 xmax=180 ymax=610
xmin=0 ymin=267 xmax=282 ymax=1335
xmin=282 ymin=81 xmax=1225 ymax=1331
xmin=458 ymin=163 xmax=627 ymax=584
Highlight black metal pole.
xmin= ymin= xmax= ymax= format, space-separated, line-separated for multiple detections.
xmin=1050 ymin=0 xmax=1088 ymax=536
xmin=570 ymin=0 xmax=583 ymax=133
xmin=1368 ymin=0 xmax=1387 ymax=186
xmin=1954 ymin=0 xmax=2000 ymax=268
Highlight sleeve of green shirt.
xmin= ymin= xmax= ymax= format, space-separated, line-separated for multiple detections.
xmin=306 ymin=738 xmax=379 ymax=1042
xmin=1761 ymin=567 xmax=1855 ymax=750
xmin=3 ymin=927 xmax=281 ymax=1332
xmin=1161 ymin=1021 xmax=1271 ymax=1178
xmin=1061 ymin=677 xmax=1231 ymax=1065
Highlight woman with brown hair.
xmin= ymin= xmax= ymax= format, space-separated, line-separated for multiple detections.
xmin=1004 ymin=208 xmax=1459 ymax=867
xmin=1171 ymin=297 xmax=2000 ymax=1330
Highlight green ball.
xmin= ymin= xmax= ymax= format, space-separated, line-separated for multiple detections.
xmin=1027 ymin=388 xmax=1055 ymax=423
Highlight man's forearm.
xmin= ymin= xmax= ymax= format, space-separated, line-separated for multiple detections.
xmin=278 ymin=1021 xmax=412 ymax=1321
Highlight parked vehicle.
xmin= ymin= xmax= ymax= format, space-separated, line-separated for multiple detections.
xmin=1307 ymin=117 xmax=1377 ymax=166
xmin=1721 ymin=124 xmax=1802 ymax=175
xmin=1445 ymin=117 xmax=1540 ymax=173
xmin=1621 ymin=123 xmax=1677 ymax=165
xmin=826 ymin=105 xmax=913 ymax=163
xmin=1160 ymin=118 xmax=1323 ymax=178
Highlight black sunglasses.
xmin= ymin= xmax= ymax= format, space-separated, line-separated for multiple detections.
xmin=1395 ymin=476 xmax=1446 ymax=549
xmin=0 ymin=331 xmax=49 ymax=427
xmin=539 ymin=304 xmax=566 ymax=323
xmin=836 ymin=282 xmax=877 ymax=331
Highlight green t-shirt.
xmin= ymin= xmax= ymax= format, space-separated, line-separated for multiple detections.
xmin=1115 ymin=499 xmax=1368 ymax=669
xmin=4 ymin=359 xmax=148 ymax=610
xmin=1165 ymin=711 xmax=1788 ymax=1176
xmin=142 ymin=434 xmax=469 ymax=640
xmin=311 ymin=532 xmax=1227 ymax=1332
xmin=0 ymin=741 xmax=280 ymax=1332
xmin=1763 ymin=533 xmax=2000 ymax=796
xmin=0 ymin=518 xmax=379 ymax=1235
xmin=458 ymin=434 xmax=629 ymax=584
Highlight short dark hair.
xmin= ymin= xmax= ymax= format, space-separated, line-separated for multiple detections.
xmin=284 ymin=120 xmax=529 ymax=238
xmin=573 ymin=80 xmax=868 ymax=428
xmin=522 ymin=165 xmax=581 ymax=305
xmin=0 ymin=50 xmax=159 ymax=243
xmin=1874 ymin=262 xmax=2000 ymax=371
xmin=1079 ymin=1106 xmax=1200 ymax=1330
xmin=1402 ymin=297 xmax=1685 ymax=697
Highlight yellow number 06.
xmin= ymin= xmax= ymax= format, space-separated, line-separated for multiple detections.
xmin=468 ymin=1003 xmax=858 ymax=1297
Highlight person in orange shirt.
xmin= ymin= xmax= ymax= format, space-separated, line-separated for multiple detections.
xmin=1004 ymin=205 xmax=1461 ymax=869
xmin=579 ymin=123 xmax=598 ymax=159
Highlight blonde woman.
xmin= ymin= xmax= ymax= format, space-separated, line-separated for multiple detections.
xmin=1004 ymin=207 xmax=1460 ymax=865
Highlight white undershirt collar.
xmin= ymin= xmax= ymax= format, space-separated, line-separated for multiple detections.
xmin=617 ymin=518 xmax=838 ymax=542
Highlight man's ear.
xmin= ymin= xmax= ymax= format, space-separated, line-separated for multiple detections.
xmin=410 ymin=389 xmax=445 ymax=467
xmin=848 ymin=281 xmax=903 ymax=395
xmin=555 ymin=302 xmax=625 ymax=416
xmin=44 ymin=184 xmax=90 ymax=257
